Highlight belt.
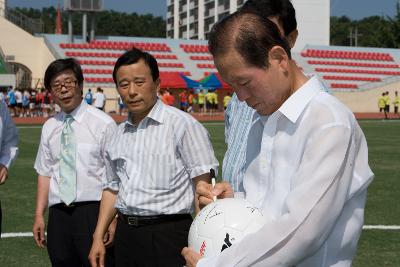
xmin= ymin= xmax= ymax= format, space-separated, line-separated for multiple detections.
xmin=117 ymin=211 xmax=192 ymax=227
xmin=51 ymin=201 xmax=100 ymax=209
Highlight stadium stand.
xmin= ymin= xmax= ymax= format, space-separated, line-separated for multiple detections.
xmin=299 ymin=45 xmax=400 ymax=91
xmin=48 ymin=35 xmax=400 ymax=93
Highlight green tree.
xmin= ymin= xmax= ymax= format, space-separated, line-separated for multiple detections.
xmin=388 ymin=2 xmax=400 ymax=48
xmin=330 ymin=16 xmax=353 ymax=46
xmin=10 ymin=7 xmax=166 ymax=37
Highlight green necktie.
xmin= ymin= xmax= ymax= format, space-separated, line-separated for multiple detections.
xmin=59 ymin=114 xmax=76 ymax=205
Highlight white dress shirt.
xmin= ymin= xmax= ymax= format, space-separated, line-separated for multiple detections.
xmin=0 ymin=102 xmax=18 ymax=168
xmin=198 ymin=76 xmax=374 ymax=267
xmin=93 ymin=92 xmax=105 ymax=108
xmin=103 ymin=100 xmax=219 ymax=216
xmin=34 ymin=100 xmax=117 ymax=207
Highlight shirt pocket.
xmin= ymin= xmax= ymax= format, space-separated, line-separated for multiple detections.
xmin=145 ymin=154 xmax=176 ymax=190
xmin=77 ymin=143 xmax=102 ymax=178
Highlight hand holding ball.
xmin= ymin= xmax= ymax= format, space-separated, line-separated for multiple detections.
xmin=188 ymin=198 xmax=267 ymax=257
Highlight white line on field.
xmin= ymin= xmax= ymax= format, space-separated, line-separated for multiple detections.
xmin=2 ymin=225 xmax=400 ymax=238
xmin=2 ymin=232 xmax=34 ymax=238
xmin=362 ymin=225 xmax=400 ymax=230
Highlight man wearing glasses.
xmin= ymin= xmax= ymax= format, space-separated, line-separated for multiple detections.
xmin=33 ymin=58 xmax=116 ymax=266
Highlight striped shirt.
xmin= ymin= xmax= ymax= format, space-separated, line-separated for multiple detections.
xmin=222 ymin=94 xmax=255 ymax=192
xmin=0 ymin=101 xmax=18 ymax=169
xmin=104 ymin=100 xmax=219 ymax=216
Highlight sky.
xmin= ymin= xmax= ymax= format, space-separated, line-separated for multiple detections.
xmin=5 ymin=0 xmax=400 ymax=20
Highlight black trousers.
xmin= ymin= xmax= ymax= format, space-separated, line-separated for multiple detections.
xmin=47 ymin=202 xmax=114 ymax=267
xmin=114 ymin=214 xmax=192 ymax=267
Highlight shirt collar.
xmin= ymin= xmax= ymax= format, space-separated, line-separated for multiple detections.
xmin=125 ymin=99 xmax=165 ymax=127
xmin=61 ymin=100 xmax=87 ymax=123
xmin=278 ymin=76 xmax=323 ymax=123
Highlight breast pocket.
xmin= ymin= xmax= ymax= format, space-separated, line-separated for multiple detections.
xmin=77 ymin=143 xmax=102 ymax=178
xmin=146 ymin=154 xmax=176 ymax=190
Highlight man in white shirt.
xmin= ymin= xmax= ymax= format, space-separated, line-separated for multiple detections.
xmin=93 ymin=87 xmax=106 ymax=110
xmin=0 ymin=101 xmax=18 ymax=236
xmin=88 ymin=48 xmax=219 ymax=267
xmin=33 ymin=58 xmax=117 ymax=267
xmin=14 ymin=89 xmax=23 ymax=117
xmin=182 ymin=11 xmax=374 ymax=267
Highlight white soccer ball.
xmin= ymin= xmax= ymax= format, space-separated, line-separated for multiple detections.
xmin=188 ymin=198 xmax=267 ymax=258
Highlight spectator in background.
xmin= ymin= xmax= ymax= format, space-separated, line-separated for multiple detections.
xmin=167 ymin=89 xmax=175 ymax=106
xmin=29 ymin=89 xmax=37 ymax=117
xmin=36 ymin=89 xmax=44 ymax=116
xmin=393 ymin=91 xmax=399 ymax=117
xmin=211 ymin=90 xmax=219 ymax=113
xmin=378 ymin=92 xmax=386 ymax=113
xmin=179 ymin=90 xmax=188 ymax=111
xmin=43 ymin=89 xmax=52 ymax=117
xmin=32 ymin=58 xmax=116 ymax=266
xmin=14 ymin=88 xmax=23 ymax=117
xmin=85 ymin=88 xmax=93 ymax=105
xmin=22 ymin=89 xmax=30 ymax=117
xmin=205 ymin=90 xmax=214 ymax=115
xmin=198 ymin=89 xmax=205 ymax=114
xmin=93 ymin=87 xmax=106 ymax=111
xmin=384 ymin=91 xmax=390 ymax=113
xmin=117 ymin=95 xmax=126 ymax=116
xmin=187 ymin=90 xmax=195 ymax=113
xmin=160 ymin=89 xmax=169 ymax=104
xmin=0 ymin=100 xmax=19 ymax=237
xmin=223 ymin=92 xmax=232 ymax=110
xmin=7 ymin=87 xmax=17 ymax=116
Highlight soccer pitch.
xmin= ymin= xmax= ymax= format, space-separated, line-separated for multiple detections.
xmin=0 ymin=120 xmax=399 ymax=266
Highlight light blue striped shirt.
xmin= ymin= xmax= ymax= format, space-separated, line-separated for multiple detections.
xmin=104 ymin=100 xmax=219 ymax=216
xmin=0 ymin=101 xmax=18 ymax=169
xmin=222 ymin=94 xmax=255 ymax=192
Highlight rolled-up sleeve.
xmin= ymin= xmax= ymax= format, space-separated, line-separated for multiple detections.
xmin=101 ymin=125 xmax=120 ymax=191
xmin=179 ymin=121 xmax=219 ymax=179
xmin=34 ymin=127 xmax=52 ymax=177
xmin=198 ymin=123 xmax=369 ymax=267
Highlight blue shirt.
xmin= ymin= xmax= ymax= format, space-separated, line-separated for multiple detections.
xmin=84 ymin=91 xmax=93 ymax=104
xmin=222 ymin=93 xmax=255 ymax=192
xmin=7 ymin=90 xmax=16 ymax=105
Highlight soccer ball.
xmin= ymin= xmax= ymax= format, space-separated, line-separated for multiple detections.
xmin=188 ymin=198 xmax=267 ymax=258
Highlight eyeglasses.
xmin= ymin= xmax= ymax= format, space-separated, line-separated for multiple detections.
xmin=51 ymin=79 xmax=78 ymax=92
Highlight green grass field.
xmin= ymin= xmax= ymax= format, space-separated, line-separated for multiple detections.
xmin=0 ymin=120 xmax=399 ymax=266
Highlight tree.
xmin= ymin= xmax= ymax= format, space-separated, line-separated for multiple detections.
xmin=10 ymin=7 xmax=166 ymax=37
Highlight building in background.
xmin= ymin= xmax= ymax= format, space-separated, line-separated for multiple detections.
xmin=166 ymin=0 xmax=330 ymax=52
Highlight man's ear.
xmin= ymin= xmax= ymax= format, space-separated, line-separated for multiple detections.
xmin=155 ymin=78 xmax=161 ymax=94
xmin=268 ymin=46 xmax=289 ymax=72
xmin=287 ymin=29 xmax=298 ymax=48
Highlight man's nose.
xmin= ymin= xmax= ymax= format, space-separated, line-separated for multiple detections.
xmin=235 ymin=87 xmax=250 ymax=102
